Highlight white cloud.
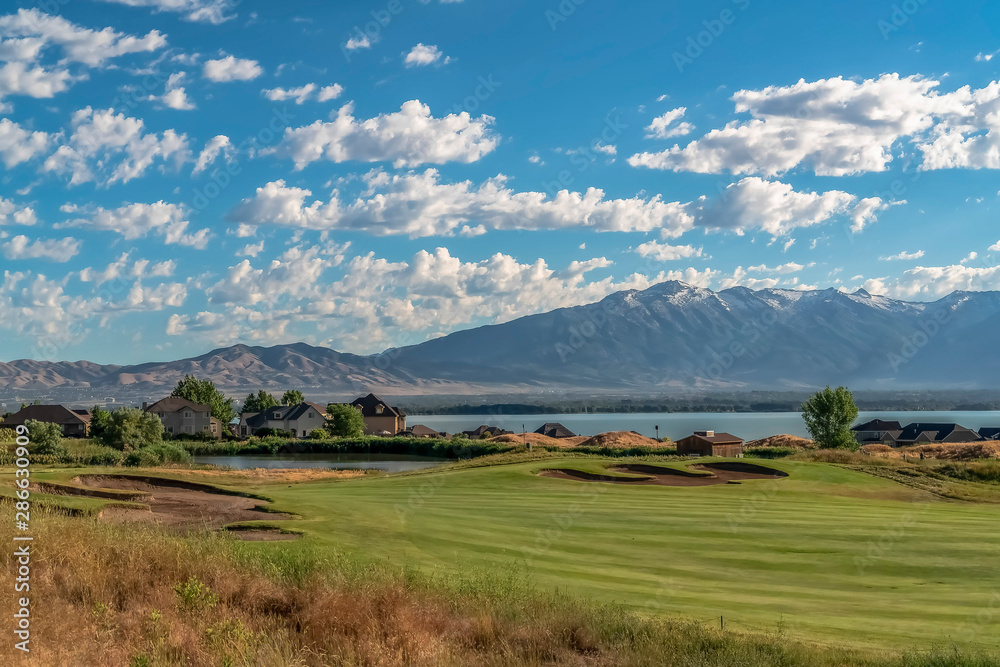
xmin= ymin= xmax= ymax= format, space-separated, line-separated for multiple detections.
xmin=0 ymin=197 xmax=37 ymax=226
xmin=268 ymin=100 xmax=498 ymax=169
xmin=231 ymin=172 xmax=892 ymax=241
xmin=344 ymin=36 xmax=371 ymax=51
xmin=747 ymin=262 xmax=805 ymax=274
xmin=593 ymin=142 xmax=617 ymax=156
xmin=147 ymin=72 xmax=195 ymax=110
xmin=404 ymin=43 xmax=450 ymax=67
xmin=635 ymin=241 xmax=702 ymax=261
xmin=2 ymin=234 xmax=80 ymax=262
xmin=879 ymin=250 xmax=925 ymax=261
xmin=42 ymin=107 xmax=190 ymax=185
xmin=990 ymin=240 xmax=1000 ymax=252
xmin=60 ymin=201 xmax=210 ymax=248
xmin=262 ymin=82 xmax=343 ymax=104
xmin=629 ymin=74 xmax=994 ymax=176
xmin=203 ymin=55 xmax=262 ymax=82
xmin=237 ymin=240 xmax=265 ymax=257
xmin=192 ymin=134 xmax=232 ymax=174
xmin=864 ymin=265 xmax=1000 ymax=299
xmin=0 ymin=9 xmax=165 ymax=67
xmin=97 ymin=0 xmax=238 ymax=24
xmin=0 ymin=118 xmax=52 ymax=168
xmin=645 ymin=106 xmax=695 ymax=139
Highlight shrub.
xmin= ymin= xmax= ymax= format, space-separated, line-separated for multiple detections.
xmin=25 ymin=420 xmax=67 ymax=456
xmin=123 ymin=448 xmax=164 ymax=467
xmin=327 ymin=403 xmax=365 ymax=437
xmin=100 ymin=408 xmax=164 ymax=450
xmin=0 ymin=427 xmax=17 ymax=444
xmin=310 ymin=429 xmax=328 ymax=439
xmin=254 ymin=427 xmax=295 ymax=438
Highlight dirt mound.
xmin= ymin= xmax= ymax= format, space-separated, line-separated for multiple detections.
xmin=865 ymin=441 xmax=1000 ymax=460
xmin=576 ymin=431 xmax=663 ymax=448
xmin=69 ymin=474 xmax=292 ymax=536
xmin=489 ymin=433 xmax=588 ymax=447
xmin=540 ymin=462 xmax=788 ymax=487
xmin=745 ymin=434 xmax=813 ymax=449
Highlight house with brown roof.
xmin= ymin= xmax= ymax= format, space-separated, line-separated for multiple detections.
xmin=535 ymin=422 xmax=576 ymax=438
xmin=350 ymin=393 xmax=406 ymax=435
xmin=399 ymin=424 xmax=451 ymax=439
xmin=144 ymin=397 xmax=222 ymax=439
xmin=3 ymin=405 xmax=91 ymax=437
xmin=240 ymin=402 xmax=327 ymax=438
xmin=675 ymin=431 xmax=744 ymax=457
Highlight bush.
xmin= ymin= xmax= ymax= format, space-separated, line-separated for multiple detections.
xmin=0 ymin=428 xmax=17 ymax=444
xmin=25 ymin=420 xmax=67 ymax=456
xmin=123 ymin=448 xmax=164 ymax=467
xmin=326 ymin=404 xmax=364 ymax=438
xmin=100 ymin=408 xmax=164 ymax=450
xmin=310 ymin=429 xmax=327 ymax=439
xmin=254 ymin=428 xmax=295 ymax=438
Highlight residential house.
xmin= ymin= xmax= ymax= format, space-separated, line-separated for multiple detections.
xmin=3 ymin=405 xmax=91 ymax=437
xmin=535 ymin=422 xmax=576 ymax=438
xmin=461 ymin=424 xmax=513 ymax=439
xmin=399 ymin=424 xmax=451 ymax=439
xmin=675 ymin=431 xmax=744 ymax=457
xmin=350 ymin=393 xmax=406 ymax=435
xmin=851 ymin=419 xmax=903 ymax=445
xmin=980 ymin=427 xmax=1000 ymax=441
xmin=144 ymin=397 xmax=222 ymax=439
xmin=878 ymin=422 xmax=983 ymax=447
xmin=240 ymin=402 xmax=327 ymax=438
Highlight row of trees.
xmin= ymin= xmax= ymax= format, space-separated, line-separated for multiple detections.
xmin=241 ymin=389 xmax=306 ymax=415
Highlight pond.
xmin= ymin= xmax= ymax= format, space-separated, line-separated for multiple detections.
xmin=192 ymin=453 xmax=447 ymax=473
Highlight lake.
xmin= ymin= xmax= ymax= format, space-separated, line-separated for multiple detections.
xmin=192 ymin=453 xmax=447 ymax=472
xmin=408 ymin=411 xmax=1000 ymax=441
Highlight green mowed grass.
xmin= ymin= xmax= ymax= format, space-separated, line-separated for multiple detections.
xmin=235 ymin=458 xmax=1000 ymax=651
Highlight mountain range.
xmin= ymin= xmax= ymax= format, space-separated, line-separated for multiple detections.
xmin=3 ymin=281 xmax=1000 ymax=396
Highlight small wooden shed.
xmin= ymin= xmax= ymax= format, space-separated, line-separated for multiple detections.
xmin=675 ymin=431 xmax=744 ymax=457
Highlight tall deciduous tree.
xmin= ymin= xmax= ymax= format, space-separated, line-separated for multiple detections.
xmin=326 ymin=404 xmax=365 ymax=438
xmin=172 ymin=375 xmax=236 ymax=425
xmin=801 ymin=386 xmax=859 ymax=450
xmin=99 ymin=408 xmax=164 ymax=450
xmin=242 ymin=390 xmax=278 ymax=415
xmin=281 ymin=390 xmax=305 ymax=406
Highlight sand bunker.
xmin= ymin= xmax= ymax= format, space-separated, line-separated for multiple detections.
xmin=67 ymin=474 xmax=294 ymax=538
xmin=540 ymin=461 xmax=788 ymax=487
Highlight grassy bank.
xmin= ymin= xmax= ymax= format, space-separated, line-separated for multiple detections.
xmin=0 ymin=507 xmax=993 ymax=666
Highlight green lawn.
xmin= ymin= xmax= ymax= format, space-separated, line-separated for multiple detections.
xmin=10 ymin=457 xmax=1000 ymax=653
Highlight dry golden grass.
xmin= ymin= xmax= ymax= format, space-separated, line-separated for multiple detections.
xmin=576 ymin=431 xmax=663 ymax=448
xmin=488 ymin=432 xmax=588 ymax=447
xmin=862 ymin=441 xmax=1000 ymax=461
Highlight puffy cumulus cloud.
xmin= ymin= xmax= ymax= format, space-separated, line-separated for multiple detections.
xmin=0 ymin=9 xmax=165 ymax=104
xmin=202 ymin=55 xmax=262 ymax=82
xmin=404 ymin=43 xmax=450 ymax=67
xmin=228 ymin=169 xmax=695 ymax=238
xmin=77 ymin=253 xmax=176 ymax=284
xmin=0 ymin=196 xmax=37 ymax=226
xmin=720 ymin=267 xmax=780 ymax=290
xmin=262 ymin=83 xmax=343 ymax=104
xmin=863 ymin=265 xmax=1000 ymax=299
xmin=192 ymin=134 xmax=232 ymax=174
xmin=0 ymin=118 xmax=52 ymax=168
xmin=2 ymin=235 xmax=80 ymax=262
xmin=146 ymin=72 xmax=195 ymax=110
xmin=42 ymin=107 xmax=190 ymax=185
xmin=645 ymin=107 xmax=694 ymax=139
xmin=230 ymin=172 xmax=892 ymax=240
xmin=267 ymin=100 xmax=498 ymax=169
xmin=746 ymin=262 xmax=806 ymax=274
xmin=990 ymin=240 xmax=1000 ymax=252
xmin=0 ymin=9 xmax=165 ymax=66
xmin=635 ymin=241 xmax=702 ymax=261
xmin=693 ymin=177 xmax=895 ymax=237
xmin=97 ymin=0 xmax=238 ymax=24
xmin=59 ymin=201 xmax=210 ymax=248
xmin=629 ymin=74 xmax=998 ymax=176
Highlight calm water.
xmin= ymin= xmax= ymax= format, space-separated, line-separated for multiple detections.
xmin=192 ymin=453 xmax=446 ymax=472
xmin=409 ymin=411 xmax=1000 ymax=441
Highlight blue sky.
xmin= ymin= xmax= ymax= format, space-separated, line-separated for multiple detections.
xmin=1 ymin=0 xmax=999 ymax=364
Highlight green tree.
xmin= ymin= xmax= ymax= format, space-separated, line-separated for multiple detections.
xmin=801 ymin=386 xmax=860 ymax=450
xmin=242 ymin=390 xmax=278 ymax=415
xmin=281 ymin=390 xmax=305 ymax=406
xmin=100 ymin=408 xmax=165 ymax=450
xmin=326 ymin=403 xmax=365 ymax=438
xmin=172 ymin=375 xmax=235 ymax=425
xmin=89 ymin=406 xmax=111 ymax=439
xmin=24 ymin=420 xmax=66 ymax=456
